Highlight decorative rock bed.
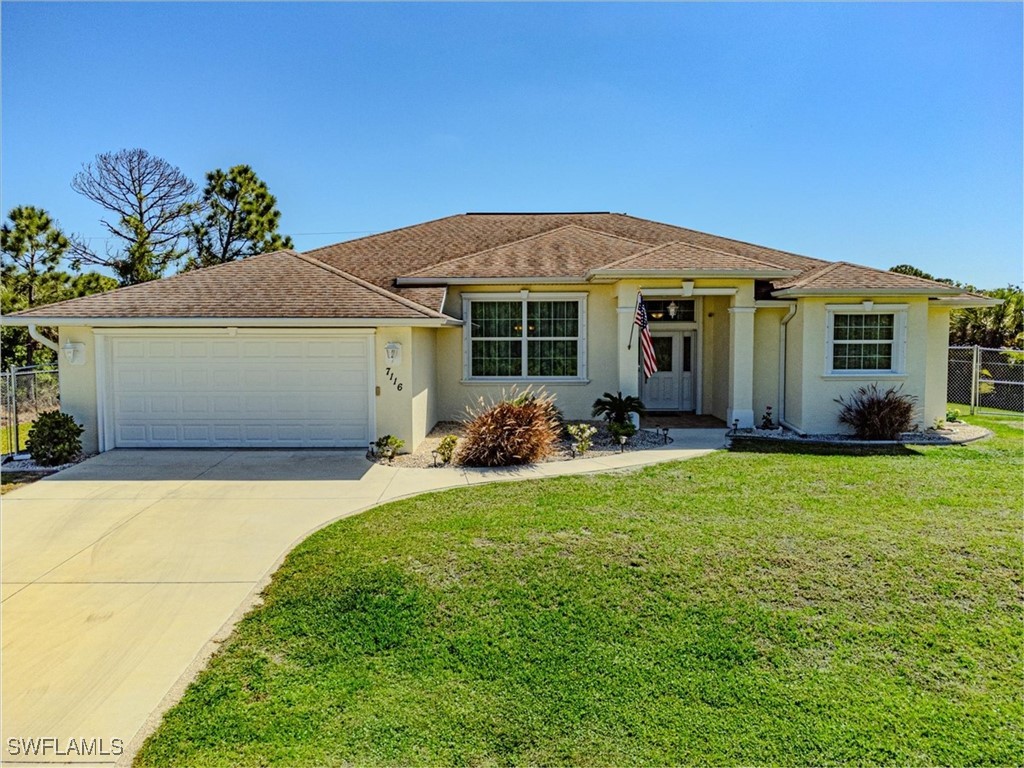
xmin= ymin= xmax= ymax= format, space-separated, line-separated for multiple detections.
xmin=728 ymin=422 xmax=992 ymax=453
xmin=371 ymin=420 xmax=670 ymax=468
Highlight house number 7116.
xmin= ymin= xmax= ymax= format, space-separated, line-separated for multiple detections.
xmin=385 ymin=367 xmax=404 ymax=391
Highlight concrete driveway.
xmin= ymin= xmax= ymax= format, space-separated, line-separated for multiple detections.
xmin=1 ymin=433 xmax=723 ymax=765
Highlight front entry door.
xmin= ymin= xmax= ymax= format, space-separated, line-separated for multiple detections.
xmin=641 ymin=331 xmax=695 ymax=411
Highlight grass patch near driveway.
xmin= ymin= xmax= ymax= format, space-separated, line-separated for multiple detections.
xmin=136 ymin=415 xmax=1022 ymax=766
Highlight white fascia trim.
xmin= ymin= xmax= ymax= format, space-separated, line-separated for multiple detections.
xmin=773 ymin=287 xmax=961 ymax=298
xmin=93 ymin=327 xmax=378 ymax=337
xmin=396 ymin=277 xmax=588 ymax=286
xmin=4 ymin=316 xmax=461 ymax=328
xmin=640 ymin=287 xmax=738 ymax=296
xmin=589 ymin=269 xmax=797 ymax=279
xmin=930 ymin=297 xmax=1002 ymax=307
xmin=755 ymin=300 xmax=796 ymax=308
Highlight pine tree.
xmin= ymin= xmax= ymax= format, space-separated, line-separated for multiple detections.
xmin=186 ymin=165 xmax=293 ymax=270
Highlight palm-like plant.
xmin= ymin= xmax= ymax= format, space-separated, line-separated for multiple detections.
xmin=591 ymin=391 xmax=645 ymax=425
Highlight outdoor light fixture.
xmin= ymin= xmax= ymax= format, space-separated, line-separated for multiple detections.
xmin=62 ymin=341 xmax=85 ymax=365
xmin=667 ymin=301 xmax=679 ymax=319
xmin=383 ymin=341 xmax=402 ymax=366
xmin=618 ymin=435 xmax=627 ymax=452
xmin=431 ymin=449 xmax=440 ymax=467
xmin=661 ymin=426 xmax=670 ymax=444
xmin=650 ymin=310 xmax=664 ymax=320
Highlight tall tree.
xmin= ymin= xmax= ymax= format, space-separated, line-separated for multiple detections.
xmin=186 ymin=165 xmax=293 ymax=270
xmin=70 ymin=148 xmax=199 ymax=285
xmin=890 ymin=264 xmax=1022 ymax=348
xmin=1 ymin=267 xmax=117 ymax=368
xmin=0 ymin=206 xmax=69 ymax=307
xmin=949 ymin=286 xmax=1024 ymax=349
xmin=1 ymin=206 xmax=72 ymax=366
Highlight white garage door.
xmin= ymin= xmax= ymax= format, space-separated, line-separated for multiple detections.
xmin=106 ymin=332 xmax=373 ymax=448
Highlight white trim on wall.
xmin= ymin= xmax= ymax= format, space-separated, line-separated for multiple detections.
xmin=823 ymin=303 xmax=908 ymax=376
xmin=461 ymin=291 xmax=589 ymax=382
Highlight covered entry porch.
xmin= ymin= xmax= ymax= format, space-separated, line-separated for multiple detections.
xmin=612 ymin=279 xmax=790 ymax=429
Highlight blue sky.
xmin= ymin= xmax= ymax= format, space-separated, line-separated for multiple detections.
xmin=2 ymin=2 xmax=1021 ymax=288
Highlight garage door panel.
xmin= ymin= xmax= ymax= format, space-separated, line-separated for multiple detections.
xmin=110 ymin=334 xmax=373 ymax=448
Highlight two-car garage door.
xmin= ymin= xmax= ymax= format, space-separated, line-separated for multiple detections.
xmin=104 ymin=332 xmax=373 ymax=448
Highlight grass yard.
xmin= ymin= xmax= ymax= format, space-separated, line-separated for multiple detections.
xmin=1 ymin=422 xmax=32 ymax=454
xmin=136 ymin=415 xmax=1023 ymax=767
xmin=0 ymin=471 xmax=44 ymax=494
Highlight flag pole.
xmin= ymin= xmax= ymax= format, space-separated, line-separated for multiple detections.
xmin=627 ymin=291 xmax=641 ymax=350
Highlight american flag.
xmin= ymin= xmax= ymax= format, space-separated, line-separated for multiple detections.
xmin=635 ymin=293 xmax=658 ymax=380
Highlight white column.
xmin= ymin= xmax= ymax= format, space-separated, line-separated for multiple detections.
xmin=727 ymin=305 xmax=756 ymax=428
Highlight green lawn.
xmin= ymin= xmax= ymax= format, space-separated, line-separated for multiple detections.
xmin=1 ymin=422 xmax=32 ymax=454
xmin=136 ymin=415 xmax=1023 ymax=767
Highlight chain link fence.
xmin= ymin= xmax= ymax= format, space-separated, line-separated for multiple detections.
xmin=1 ymin=366 xmax=60 ymax=456
xmin=948 ymin=346 xmax=1024 ymax=415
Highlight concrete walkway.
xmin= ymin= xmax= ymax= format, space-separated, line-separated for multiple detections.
xmin=0 ymin=429 xmax=724 ymax=765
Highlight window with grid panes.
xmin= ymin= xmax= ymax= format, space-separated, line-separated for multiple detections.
xmin=826 ymin=309 xmax=905 ymax=373
xmin=466 ymin=297 xmax=584 ymax=379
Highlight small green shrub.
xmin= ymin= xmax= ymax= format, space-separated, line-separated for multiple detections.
xmin=591 ymin=391 xmax=645 ymax=425
xmin=374 ymin=434 xmax=405 ymax=462
xmin=607 ymin=420 xmax=637 ymax=441
xmin=26 ymin=410 xmax=84 ymax=466
xmin=436 ymin=435 xmax=458 ymax=464
xmin=835 ymin=384 xmax=917 ymax=440
xmin=946 ymin=408 xmax=962 ymax=422
xmin=566 ymin=423 xmax=597 ymax=455
xmin=458 ymin=388 xmax=560 ymax=467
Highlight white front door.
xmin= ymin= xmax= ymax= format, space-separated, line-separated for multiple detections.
xmin=641 ymin=331 xmax=695 ymax=411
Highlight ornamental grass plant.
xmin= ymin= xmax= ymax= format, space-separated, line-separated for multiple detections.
xmin=835 ymin=383 xmax=917 ymax=440
xmin=458 ymin=388 xmax=560 ymax=467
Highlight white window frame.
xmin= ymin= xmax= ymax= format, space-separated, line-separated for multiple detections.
xmin=824 ymin=303 xmax=908 ymax=377
xmin=462 ymin=291 xmax=588 ymax=382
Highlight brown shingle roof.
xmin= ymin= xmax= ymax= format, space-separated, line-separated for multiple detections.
xmin=308 ymin=212 xmax=828 ymax=296
xmin=773 ymin=261 xmax=963 ymax=295
xmin=591 ymin=240 xmax=796 ymax=275
xmin=10 ymin=250 xmax=449 ymax=320
xmin=399 ymin=224 xmax=650 ymax=281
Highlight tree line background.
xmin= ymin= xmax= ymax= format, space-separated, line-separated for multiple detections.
xmin=2 ymin=148 xmax=292 ymax=366
xmin=2 ymin=147 xmax=1021 ymax=369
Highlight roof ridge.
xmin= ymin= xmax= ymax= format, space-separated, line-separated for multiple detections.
xmin=616 ymin=213 xmax=830 ymax=267
xmin=777 ymin=260 xmax=965 ymax=294
xmin=784 ymin=259 xmax=845 ymax=288
xmin=399 ymin=223 xmax=652 ymax=278
xmin=596 ymin=239 xmax=790 ymax=272
xmin=292 ymin=252 xmax=450 ymax=319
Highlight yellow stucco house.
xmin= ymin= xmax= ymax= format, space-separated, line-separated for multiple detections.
xmin=5 ymin=212 xmax=993 ymax=453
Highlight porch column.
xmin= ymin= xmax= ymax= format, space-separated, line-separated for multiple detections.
xmin=727 ymin=305 xmax=756 ymax=428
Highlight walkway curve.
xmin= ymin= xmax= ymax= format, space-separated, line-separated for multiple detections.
xmin=0 ymin=429 xmax=724 ymax=766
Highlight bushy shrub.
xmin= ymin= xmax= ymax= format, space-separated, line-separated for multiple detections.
xmin=26 ymin=410 xmax=84 ymax=466
xmin=591 ymin=391 xmax=645 ymax=425
xmin=835 ymin=384 xmax=917 ymax=440
xmin=607 ymin=420 xmax=637 ymax=441
xmin=374 ymin=434 xmax=404 ymax=462
xmin=458 ymin=388 xmax=560 ymax=467
xmin=436 ymin=434 xmax=458 ymax=464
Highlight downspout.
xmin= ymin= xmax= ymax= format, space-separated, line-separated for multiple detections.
xmin=777 ymin=304 xmax=799 ymax=432
xmin=28 ymin=324 xmax=60 ymax=353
